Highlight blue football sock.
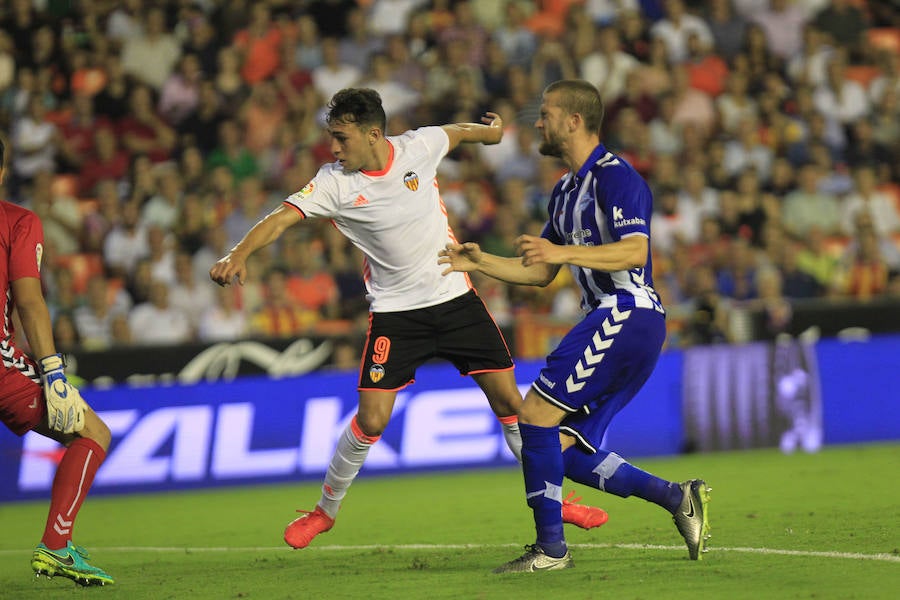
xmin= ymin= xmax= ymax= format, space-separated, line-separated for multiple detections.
xmin=563 ymin=447 xmax=683 ymax=513
xmin=520 ymin=423 xmax=567 ymax=558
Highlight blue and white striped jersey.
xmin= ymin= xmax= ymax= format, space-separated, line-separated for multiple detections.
xmin=541 ymin=144 xmax=664 ymax=314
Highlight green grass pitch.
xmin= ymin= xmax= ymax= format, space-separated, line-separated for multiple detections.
xmin=1 ymin=443 xmax=898 ymax=599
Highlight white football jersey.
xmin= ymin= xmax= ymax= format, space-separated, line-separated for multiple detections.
xmin=283 ymin=126 xmax=472 ymax=312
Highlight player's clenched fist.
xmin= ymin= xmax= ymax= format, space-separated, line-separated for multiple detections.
xmin=210 ymin=253 xmax=247 ymax=286
xmin=38 ymin=354 xmax=85 ymax=434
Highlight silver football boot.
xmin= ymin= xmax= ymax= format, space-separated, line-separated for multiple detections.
xmin=493 ymin=544 xmax=574 ymax=573
xmin=673 ymin=479 xmax=712 ymax=560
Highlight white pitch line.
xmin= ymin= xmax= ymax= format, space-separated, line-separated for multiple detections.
xmin=1 ymin=543 xmax=898 ymax=563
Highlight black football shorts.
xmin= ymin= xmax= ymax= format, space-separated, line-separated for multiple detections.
xmin=358 ymin=290 xmax=514 ymax=391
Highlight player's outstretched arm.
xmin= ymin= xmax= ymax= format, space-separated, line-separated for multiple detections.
xmin=210 ymin=204 xmax=301 ymax=286
xmin=441 ymin=112 xmax=503 ymax=151
xmin=439 ymin=241 xmax=559 ymax=287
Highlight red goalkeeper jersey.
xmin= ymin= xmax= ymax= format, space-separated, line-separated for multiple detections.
xmin=1 ymin=202 xmax=44 ymax=346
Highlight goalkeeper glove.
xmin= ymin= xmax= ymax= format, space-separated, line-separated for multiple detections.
xmin=38 ymin=353 xmax=85 ymax=434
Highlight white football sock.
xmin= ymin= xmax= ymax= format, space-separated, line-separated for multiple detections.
xmin=499 ymin=416 xmax=523 ymax=463
xmin=318 ymin=418 xmax=379 ymax=519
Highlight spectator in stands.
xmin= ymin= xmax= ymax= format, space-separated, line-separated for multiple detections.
xmin=844 ymin=205 xmax=900 ymax=271
xmin=210 ymin=47 xmax=247 ymax=119
xmin=117 ymin=85 xmax=177 ymax=165
xmin=78 ymin=126 xmax=130 ymax=197
xmin=684 ymin=31 xmax=728 ymax=98
xmin=198 ymin=284 xmax=248 ymax=342
xmin=158 ymin=53 xmax=203 ymax=127
xmin=683 ymin=264 xmax=731 ymax=346
xmin=312 ymin=37 xmax=362 ymax=105
xmin=653 ymin=185 xmax=700 ymax=255
xmin=723 ymin=116 xmax=773 ymax=182
xmin=225 ymin=176 xmax=272 ymax=250
xmin=782 ymin=163 xmax=841 ymax=238
xmin=716 ymin=71 xmax=757 ymax=136
xmin=105 ymin=0 xmax=143 ymax=47
xmin=751 ymin=264 xmax=792 ymax=338
xmin=669 ymin=64 xmax=715 ymax=138
xmin=281 ymin=236 xmax=341 ymax=321
xmin=92 ymin=53 xmax=132 ymax=121
xmin=128 ymin=279 xmax=193 ymax=345
xmin=646 ymin=92 xmax=681 ymax=156
xmin=182 ymin=15 xmax=220 ymax=77
xmin=182 ymin=81 xmax=226 ymax=156
xmin=43 ymin=260 xmax=81 ymax=324
xmin=844 ymin=118 xmax=894 ymax=181
xmin=52 ymin=311 xmax=82 ymax=353
xmin=73 ymin=275 xmax=123 ymax=350
xmin=650 ymin=0 xmax=713 ymax=64
xmin=494 ymin=0 xmax=537 ymax=68
xmin=293 ymin=14 xmax=323 ymax=71
xmin=10 ymin=95 xmax=58 ymax=195
xmin=764 ymin=156 xmax=796 ymax=197
xmin=741 ymin=24 xmax=785 ymax=93
xmin=704 ymin=0 xmax=747 ymax=61
xmin=787 ymin=24 xmax=833 ymax=89
xmin=812 ymin=0 xmax=868 ymax=59
xmin=141 ymin=166 xmax=184 ymax=231
xmin=206 ymin=119 xmax=260 ymax=183
xmin=359 ymin=53 xmax=421 ymax=120
xmin=102 ymin=200 xmax=148 ymax=278
xmin=169 ymin=251 xmax=216 ymax=334
xmin=813 ymin=53 xmax=870 ymax=129
xmin=233 ymin=3 xmax=284 ymax=86
xmin=716 ymin=236 xmax=758 ymax=300
xmin=250 ymin=265 xmax=319 ymax=338
xmin=836 ymin=223 xmax=893 ymax=301
xmin=145 ymin=224 xmax=177 ymax=287
xmin=679 ymin=164 xmax=719 ymax=220
xmin=82 ymin=178 xmax=121 ymax=250
xmin=57 ymin=93 xmax=107 ymax=175
xmin=580 ymin=25 xmax=639 ymax=103
xmin=750 ymin=0 xmax=810 ymax=60
xmin=121 ymin=6 xmax=181 ymax=90
xmin=777 ymin=241 xmax=824 ymax=299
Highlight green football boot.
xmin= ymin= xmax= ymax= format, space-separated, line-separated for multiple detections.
xmin=32 ymin=541 xmax=114 ymax=586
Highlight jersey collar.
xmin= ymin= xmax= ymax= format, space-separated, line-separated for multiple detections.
xmin=576 ymin=143 xmax=609 ymax=180
xmin=361 ymin=140 xmax=394 ymax=177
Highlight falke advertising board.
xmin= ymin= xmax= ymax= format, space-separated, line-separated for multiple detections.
xmin=1 ymin=336 xmax=898 ymax=503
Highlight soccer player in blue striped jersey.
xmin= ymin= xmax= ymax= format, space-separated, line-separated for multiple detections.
xmin=440 ymin=80 xmax=711 ymax=573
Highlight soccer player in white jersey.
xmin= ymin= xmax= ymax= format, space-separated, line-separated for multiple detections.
xmin=440 ymin=80 xmax=711 ymax=573
xmin=209 ymin=88 xmax=608 ymax=549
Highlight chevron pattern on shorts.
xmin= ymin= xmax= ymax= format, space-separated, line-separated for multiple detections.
xmin=565 ymin=306 xmax=632 ymax=393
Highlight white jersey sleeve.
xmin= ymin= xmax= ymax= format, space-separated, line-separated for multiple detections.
xmin=283 ymin=164 xmax=343 ymax=219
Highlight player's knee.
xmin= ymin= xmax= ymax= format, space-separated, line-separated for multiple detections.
xmin=354 ymin=412 xmax=388 ymax=438
xmin=490 ymin=392 xmax=521 ymax=417
xmin=518 ymin=391 xmax=565 ymax=427
xmin=81 ymin=411 xmax=112 ymax=451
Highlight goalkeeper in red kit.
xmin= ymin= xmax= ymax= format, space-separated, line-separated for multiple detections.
xmin=0 ymin=139 xmax=114 ymax=586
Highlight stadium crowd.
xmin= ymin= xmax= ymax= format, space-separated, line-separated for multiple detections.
xmin=1 ymin=0 xmax=898 ymax=355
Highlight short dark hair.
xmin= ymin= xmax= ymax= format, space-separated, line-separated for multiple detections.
xmin=544 ymin=80 xmax=605 ymax=135
xmin=326 ymin=88 xmax=387 ymax=132
xmin=0 ymin=136 xmax=5 ymax=167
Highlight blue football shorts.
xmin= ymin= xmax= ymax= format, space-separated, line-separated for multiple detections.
xmin=531 ymin=305 xmax=666 ymax=453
